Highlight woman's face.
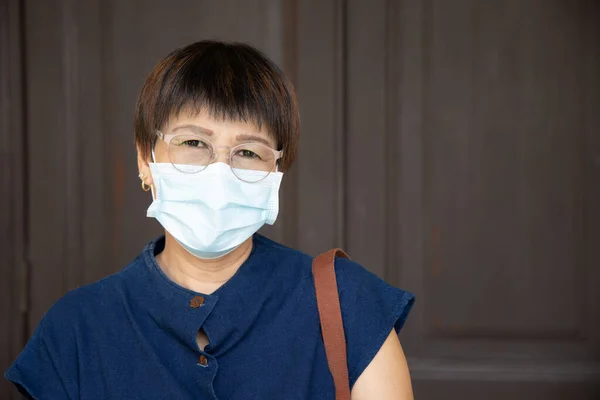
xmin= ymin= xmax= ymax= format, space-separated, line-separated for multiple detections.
xmin=138 ymin=107 xmax=276 ymax=186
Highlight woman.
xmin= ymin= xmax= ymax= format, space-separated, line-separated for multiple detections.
xmin=5 ymin=41 xmax=415 ymax=399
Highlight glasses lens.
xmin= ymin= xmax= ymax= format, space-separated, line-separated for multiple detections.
xmin=168 ymin=134 xmax=213 ymax=173
xmin=230 ymin=143 xmax=275 ymax=182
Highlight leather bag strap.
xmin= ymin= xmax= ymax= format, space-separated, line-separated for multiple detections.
xmin=312 ymin=248 xmax=351 ymax=400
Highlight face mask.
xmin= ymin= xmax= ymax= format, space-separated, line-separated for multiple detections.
xmin=147 ymin=162 xmax=283 ymax=259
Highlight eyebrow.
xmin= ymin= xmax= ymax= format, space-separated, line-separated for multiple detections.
xmin=171 ymin=124 xmax=213 ymax=135
xmin=170 ymin=124 xmax=273 ymax=147
xmin=236 ymin=133 xmax=272 ymax=147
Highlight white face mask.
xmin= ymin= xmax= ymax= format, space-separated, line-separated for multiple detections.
xmin=147 ymin=162 xmax=283 ymax=259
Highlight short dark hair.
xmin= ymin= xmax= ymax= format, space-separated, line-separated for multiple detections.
xmin=134 ymin=40 xmax=299 ymax=171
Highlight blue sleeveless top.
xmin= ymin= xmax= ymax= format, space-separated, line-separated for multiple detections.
xmin=5 ymin=234 xmax=414 ymax=399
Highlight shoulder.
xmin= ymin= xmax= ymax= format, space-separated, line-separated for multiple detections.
xmin=255 ymin=236 xmax=416 ymax=330
xmin=4 ymin=256 xmax=144 ymax=398
xmin=334 ymin=257 xmax=414 ymax=328
xmin=254 ymin=233 xmax=311 ymax=261
xmin=253 ymin=234 xmax=314 ymax=279
xmin=40 ymin=255 xmax=144 ymax=332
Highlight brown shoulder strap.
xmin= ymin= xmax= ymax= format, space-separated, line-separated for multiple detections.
xmin=312 ymin=249 xmax=351 ymax=400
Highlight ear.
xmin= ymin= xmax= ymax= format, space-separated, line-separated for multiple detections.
xmin=137 ymin=145 xmax=154 ymax=187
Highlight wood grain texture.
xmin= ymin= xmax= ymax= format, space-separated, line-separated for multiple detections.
xmin=0 ymin=0 xmax=26 ymax=398
xmin=5 ymin=1 xmax=600 ymax=398
xmin=400 ymin=0 xmax=600 ymax=395
xmin=25 ymin=0 xmax=106 ymax=330
xmin=423 ymin=0 xmax=589 ymax=339
xmin=345 ymin=0 xmax=388 ymax=279
xmin=295 ymin=0 xmax=346 ymax=255
xmin=393 ymin=0 xmax=427 ymax=351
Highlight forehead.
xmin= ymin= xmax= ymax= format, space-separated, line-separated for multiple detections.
xmin=163 ymin=107 xmax=274 ymax=144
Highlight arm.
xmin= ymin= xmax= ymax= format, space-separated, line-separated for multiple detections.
xmin=351 ymin=329 xmax=414 ymax=400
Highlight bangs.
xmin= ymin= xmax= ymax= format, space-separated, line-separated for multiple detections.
xmin=157 ymin=44 xmax=281 ymax=134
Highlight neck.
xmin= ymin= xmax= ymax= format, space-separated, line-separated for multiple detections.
xmin=155 ymin=232 xmax=253 ymax=295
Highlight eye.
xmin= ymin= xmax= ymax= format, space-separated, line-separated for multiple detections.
xmin=179 ymin=139 xmax=208 ymax=148
xmin=237 ymin=149 xmax=261 ymax=159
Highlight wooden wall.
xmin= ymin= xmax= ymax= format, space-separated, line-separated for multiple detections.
xmin=1 ymin=0 xmax=599 ymax=398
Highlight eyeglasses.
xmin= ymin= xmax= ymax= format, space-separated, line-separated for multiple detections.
xmin=155 ymin=130 xmax=283 ymax=183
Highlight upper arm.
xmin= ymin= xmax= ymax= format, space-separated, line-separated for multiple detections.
xmin=351 ymin=329 xmax=414 ymax=400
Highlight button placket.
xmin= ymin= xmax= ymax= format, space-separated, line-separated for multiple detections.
xmin=189 ymin=295 xmax=212 ymax=369
xmin=187 ymin=294 xmax=218 ymax=373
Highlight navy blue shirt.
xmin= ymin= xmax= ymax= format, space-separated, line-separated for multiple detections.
xmin=6 ymin=234 xmax=414 ymax=399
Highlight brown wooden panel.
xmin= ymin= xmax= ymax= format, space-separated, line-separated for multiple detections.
xmin=584 ymin=0 xmax=600 ymax=362
xmin=78 ymin=1 xmax=110 ymax=286
xmin=295 ymin=0 xmax=346 ymax=255
xmin=413 ymin=379 xmax=600 ymax=400
xmin=426 ymin=0 xmax=585 ymax=338
xmin=424 ymin=0 xmax=593 ymax=344
xmin=26 ymin=0 xmax=71 ymax=328
xmin=392 ymin=0 xmax=427 ymax=353
xmin=394 ymin=0 xmax=600 ymax=396
xmin=13 ymin=0 xmax=600 ymax=398
xmin=25 ymin=0 xmax=107 ymax=330
xmin=0 ymin=1 xmax=26 ymax=398
xmin=345 ymin=0 xmax=389 ymax=279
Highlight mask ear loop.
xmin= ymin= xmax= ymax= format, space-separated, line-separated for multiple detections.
xmin=149 ymin=148 xmax=157 ymax=200
xmin=150 ymin=182 xmax=157 ymax=201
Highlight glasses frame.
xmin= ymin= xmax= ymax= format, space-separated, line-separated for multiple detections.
xmin=154 ymin=130 xmax=283 ymax=183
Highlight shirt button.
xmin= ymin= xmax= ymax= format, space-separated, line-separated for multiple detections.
xmin=190 ymin=296 xmax=205 ymax=308
xmin=198 ymin=355 xmax=208 ymax=366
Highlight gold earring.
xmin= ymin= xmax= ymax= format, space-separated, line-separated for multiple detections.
xmin=139 ymin=173 xmax=151 ymax=192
